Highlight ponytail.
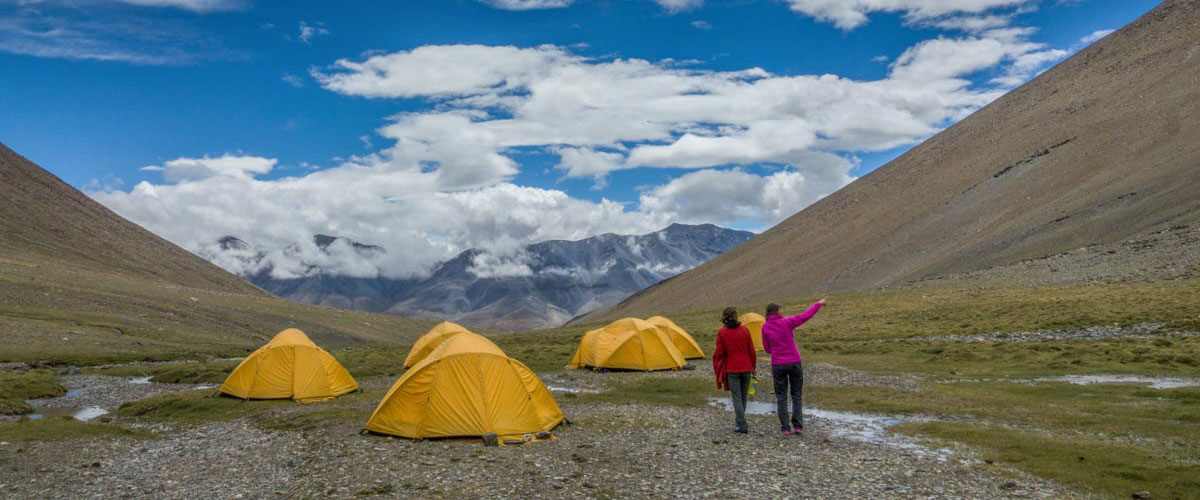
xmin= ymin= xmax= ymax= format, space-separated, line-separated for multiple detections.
xmin=721 ymin=307 xmax=740 ymax=329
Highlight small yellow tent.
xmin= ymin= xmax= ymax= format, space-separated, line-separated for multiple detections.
xmin=739 ymin=313 xmax=766 ymax=351
xmin=404 ymin=321 xmax=473 ymax=368
xmin=219 ymin=328 xmax=358 ymax=402
xmin=646 ymin=316 xmax=705 ymax=359
xmin=566 ymin=318 xmax=687 ymax=371
xmin=365 ymin=332 xmax=562 ymax=439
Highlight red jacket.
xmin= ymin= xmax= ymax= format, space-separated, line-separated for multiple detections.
xmin=713 ymin=325 xmax=757 ymax=390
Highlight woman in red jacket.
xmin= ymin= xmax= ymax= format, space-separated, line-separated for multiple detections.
xmin=713 ymin=307 xmax=757 ymax=434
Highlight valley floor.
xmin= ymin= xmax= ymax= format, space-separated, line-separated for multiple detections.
xmin=0 ymin=367 xmax=1077 ymax=500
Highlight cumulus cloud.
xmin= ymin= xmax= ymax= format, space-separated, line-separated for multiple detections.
xmin=92 ymin=156 xmax=671 ymax=278
xmin=638 ymin=167 xmax=851 ymax=225
xmin=95 ymin=21 xmax=1081 ymax=278
xmin=479 ymin=0 xmax=573 ymax=10
xmin=783 ymin=0 xmax=1032 ymax=30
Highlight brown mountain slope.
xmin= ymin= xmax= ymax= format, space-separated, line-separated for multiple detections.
xmin=585 ymin=0 xmax=1200 ymax=322
xmin=0 ymin=143 xmax=262 ymax=294
xmin=0 ymin=144 xmax=435 ymax=363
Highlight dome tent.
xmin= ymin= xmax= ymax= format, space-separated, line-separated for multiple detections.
xmin=566 ymin=318 xmax=687 ymax=371
xmin=404 ymin=321 xmax=473 ymax=368
xmin=365 ymin=332 xmax=563 ymax=440
xmin=646 ymin=316 xmax=705 ymax=359
xmin=739 ymin=313 xmax=765 ymax=351
xmin=219 ymin=328 xmax=358 ymax=402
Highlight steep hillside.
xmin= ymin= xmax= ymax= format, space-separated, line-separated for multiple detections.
xmin=0 ymin=144 xmax=262 ymax=294
xmin=0 ymin=144 xmax=435 ymax=363
xmin=587 ymin=0 xmax=1200 ymax=321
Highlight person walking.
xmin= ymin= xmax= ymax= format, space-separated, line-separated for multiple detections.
xmin=761 ymin=298 xmax=826 ymax=436
xmin=713 ymin=307 xmax=757 ymax=434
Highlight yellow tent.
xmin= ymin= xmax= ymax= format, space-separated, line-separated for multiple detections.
xmin=404 ymin=321 xmax=473 ymax=368
xmin=739 ymin=313 xmax=766 ymax=351
xmin=219 ymin=328 xmax=359 ymax=402
xmin=566 ymin=318 xmax=687 ymax=371
xmin=646 ymin=316 xmax=705 ymax=359
xmin=365 ymin=332 xmax=562 ymax=440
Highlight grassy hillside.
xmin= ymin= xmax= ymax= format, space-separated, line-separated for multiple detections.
xmin=588 ymin=0 xmax=1200 ymax=322
xmin=0 ymin=143 xmax=437 ymax=364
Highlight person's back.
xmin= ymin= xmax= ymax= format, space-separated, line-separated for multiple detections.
xmin=761 ymin=299 xmax=825 ymax=435
xmin=713 ymin=307 xmax=757 ymax=434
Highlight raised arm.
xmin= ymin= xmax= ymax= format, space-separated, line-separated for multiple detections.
xmin=783 ymin=299 xmax=825 ymax=329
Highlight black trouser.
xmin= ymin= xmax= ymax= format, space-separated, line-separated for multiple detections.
xmin=771 ymin=362 xmax=803 ymax=431
xmin=726 ymin=372 xmax=752 ymax=431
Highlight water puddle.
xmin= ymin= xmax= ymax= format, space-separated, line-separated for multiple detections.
xmin=1034 ymin=374 xmax=1200 ymax=389
xmin=546 ymin=385 xmax=598 ymax=394
xmin=709 ymin=398 xmax=952 ymax=459
xmin=130 ymin=376 xmax=153 ymax=384
xmin=27 ymin=406 xmax=109 ymax=422
xmin=64 ymin=387 xmax=86 ymax=397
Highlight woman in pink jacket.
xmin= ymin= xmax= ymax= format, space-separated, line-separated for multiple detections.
xmin=761 ymin=298 xmax=826 ymax=435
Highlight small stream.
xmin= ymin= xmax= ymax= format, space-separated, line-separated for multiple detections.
xmin=708 ymin=397 xmax=953 ymax=459
xmin=15 ymin=374 xmax=220 ymax=423
xmin=1031 ymin=374 xmax=1200 ymax=389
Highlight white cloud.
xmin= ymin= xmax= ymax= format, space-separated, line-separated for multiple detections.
xmin=782 ymin=0 xmax=1032 ymax=30
xmin=140 ymin=155 xmax=277 ymax=182
xmin=92 ymin=156 xmax=670 ymax=278
xmin=1080 ymin=29 xmax=1114 ymax=45
xmin=281 ymin=73 xmax=304 ymax=88
xmin=479 ymin=0 xmax=573 ymax=10
xmin=0 ymin=5 xmax=240 ymax=65
xmin=297 ymin=21 xmax=329 ymax=44
xmin=110 ymin=0 xmax=242 ymax=13
xmin=95 ymin=20 xmax=1083 ymax=278
xmin=655 ymin=0 xmax=703 ymax=13
xmin=691 ymin=20 xmax=712 ymax=30
xmin=638 ymin=167 xmax=851 ymax=226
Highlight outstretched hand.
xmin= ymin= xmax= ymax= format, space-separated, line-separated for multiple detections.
xmin=817 ymin=297 xmax=827 ymax=306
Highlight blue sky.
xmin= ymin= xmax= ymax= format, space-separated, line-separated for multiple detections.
xmin=0 ymin=0 xmax=1161 ymax=278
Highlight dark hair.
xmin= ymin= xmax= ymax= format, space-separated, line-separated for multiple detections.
xmin=766 ymin=303 xmax=781 ymax=316
xmin=721 ymin=307 xmax=740 ymax=328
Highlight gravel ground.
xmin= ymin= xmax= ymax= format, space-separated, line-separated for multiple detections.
xmin=0 ymin=401 xmax=1082 ymax=500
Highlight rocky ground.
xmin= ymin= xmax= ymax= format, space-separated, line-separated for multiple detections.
xmin=0 ymin=363 xmax=1085 ymax=500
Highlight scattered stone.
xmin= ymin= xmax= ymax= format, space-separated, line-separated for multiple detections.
xmin=1132 ymin=491 xmax=1151 ymax=499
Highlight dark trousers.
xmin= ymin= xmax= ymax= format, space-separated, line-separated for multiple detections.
xmin=726 ymin=372 xmax=752 ymax=431
xmin=771 ymin=362 xmax=803 ymax=430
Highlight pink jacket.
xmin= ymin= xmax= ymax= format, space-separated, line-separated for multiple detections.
xmin=761 ymin=302 xmax=823 ymax=365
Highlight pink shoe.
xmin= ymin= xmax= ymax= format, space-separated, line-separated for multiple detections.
xmin=781 ymin=429 xmax=793 ymax=436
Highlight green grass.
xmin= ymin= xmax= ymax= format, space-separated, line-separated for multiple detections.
xmin=893 ymin=422 xmax=1200 ymax=499
xmin=803 ymin=335 xmax=1200 ymax=378
xmin=571 ymin=375 xmax=721 ymax=408
xmin=85 ymin=361 xmax=239 ymax=384
xmin=0 ymin=256 xmax=438 ymax=365
xmin=0 ymin=371 xmax=65 ymax=415
xmin=0 ymin=416 xmax=153 ymax=441
xmin=114 ymin=390 xmax=293 ymax=425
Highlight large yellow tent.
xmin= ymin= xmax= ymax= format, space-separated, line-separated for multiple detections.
xmin=646 ymin=316 xmax=705 ymax=359
xmin=404 ymin=321 xmax=473 ymax=368
xmin=365 ymin=332 xmax=562 ymax=440
xmin=739 ymin=313 xmax=766 ymax=351
xmin=219 ymin=328 xmax=359 ymax=402
xmin=566 ymin=318 xmax=687 ymax=371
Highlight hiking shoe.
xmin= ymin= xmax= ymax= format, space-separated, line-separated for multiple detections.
xmin=792 ymin=428 xmax=804 ymax=436
xmin=780 ymin=429 xmax=793 ymax=436
xmin=735 ymin=428 xmax=748 ymax=434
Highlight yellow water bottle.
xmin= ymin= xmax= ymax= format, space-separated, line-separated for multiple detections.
xmin=748 ymin=377 xmax=758 ymax=396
